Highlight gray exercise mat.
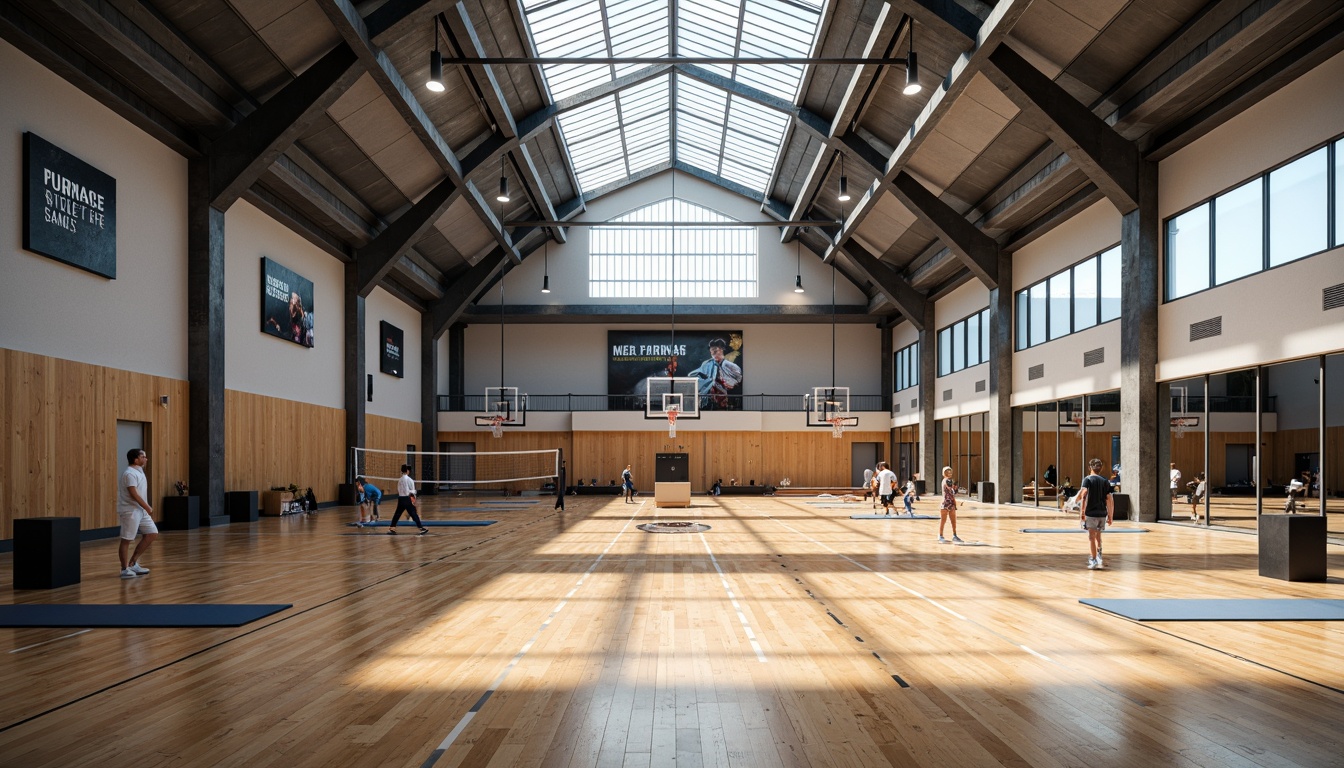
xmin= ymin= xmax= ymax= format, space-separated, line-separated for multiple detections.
xmin=849 ymin=514 xmax=937 ymax=520
xmin=1081 ymin=599 xmax=1344 ymax=621
xmin=1019 ymin=528 xmax=1149 ymax=533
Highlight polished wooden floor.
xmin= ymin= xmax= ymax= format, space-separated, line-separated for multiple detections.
xmin=1 ymin=494 xmax=1342 ymax=767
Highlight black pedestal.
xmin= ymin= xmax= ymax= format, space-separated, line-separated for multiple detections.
xmin=225 ymin=491 xmax=259 ymax=523
xmin=1259 ymin=514 xmax=1326 ymax=582
xmin=160 ymin=496 xmax=200 ymax=530
xmin=977 ymin=482 xmax=995 ymax=503
xmin=14 ymin=517 xmax=81 ymax=589
xmin=338 ymin=483 xmax=357 ymax=506
xmin=1111 ymin=494 xmax=1131 ymax=521
xmin=914 ymin=480 xmax=927 ymax=496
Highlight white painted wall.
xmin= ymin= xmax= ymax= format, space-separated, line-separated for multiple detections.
xmin=0 ymin=39 xmax=188 ymax=378
xmin=461 ymin=322 xmax=882 ymax=396
xmin=366 ymin=286 xmax=421 ymax=421
xmin=1157 ymin=49 xmax=1344 ymax=380
xmin=487 ymin=170 xmax=868 ymax=307
xmin=224 ymin=202 xmax=344 ymax=408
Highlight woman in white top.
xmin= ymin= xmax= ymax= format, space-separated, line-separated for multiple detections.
xmin=389 ymin=464 xmax=428 ymax=535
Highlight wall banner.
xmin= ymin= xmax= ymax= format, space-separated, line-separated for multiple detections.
xmin=260 ymin=257 xmax=315 ymax=348
xmin=380 ymin=321 xmax=404 ymax=377
xmin=23 ymin=132 xmax=117 ymax=278
xmin=608 ymin=330 xmax=744 ymax=410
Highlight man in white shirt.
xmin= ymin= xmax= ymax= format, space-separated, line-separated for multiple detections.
xmin=875 ymin=462 xmax=898 ymax=516
xmin=389 ymin=463 xmax=428 ymax=535
xmin=117 ymin=448 xmax=158 ymax=579
xmin=1170 ymin=463 xmax=1182 ymax=501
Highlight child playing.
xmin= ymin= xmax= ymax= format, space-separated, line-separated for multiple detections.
xmin=939 ymin=466 xmax=962 ymax=543
xmin=354 ymin=476 xmax=381 ymax=527
xmin=902 ymin=477 xmax=915 ymax=516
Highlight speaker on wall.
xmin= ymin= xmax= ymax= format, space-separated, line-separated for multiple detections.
xmin=367 ymin=373 xmax=373 ymax=402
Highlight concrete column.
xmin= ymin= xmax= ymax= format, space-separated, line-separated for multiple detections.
xmin=186 ymin=157 xmax=226 ymax=524
xmin=344 ymin=262 xmax=365 ymax=481
xmin=1120 ymin=160 xmax=1160 ymax=522
xmin=880 ymin=324 xmax=893 ymax=412
xmin=988 ymin=249 xmax=1014 ymax=504
xmin=421 ymin=314 xmax=440 ymax=488
xmin=448 ymin=323 xmax=466 ymax=411
xmin=918 ymin=301 xmax=938 ymax=488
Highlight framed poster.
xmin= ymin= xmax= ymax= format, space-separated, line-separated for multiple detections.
xmin=380 ymin=321 xmax=404 ymax=377
xmin=23 ymin=132 xmax=117 ymax=278
xmin=260 ymin=257 xmax=315 ymax=348
xmin=608 ymin=330 xmax=744 ymax=410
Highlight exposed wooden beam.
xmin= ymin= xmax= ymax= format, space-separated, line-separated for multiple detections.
xmin=889 ymin=171 xmax=998 ymax=288
xmin=428 ymin=248 xmax=511 ymax=337
xmin=365 ymin=0 xmax=448 ymax=43
xmin=840 ymin=242 xmax=929 ymax=330
xmin=983 ymin=44 xmax=1140 ymax=212
xmin=355 ymin=176 xmax=459 ymax=296
xmin=898 ymin=0 xmax=983 ymax=44
xmin=208 ymin=43 xmax=362 ymax=209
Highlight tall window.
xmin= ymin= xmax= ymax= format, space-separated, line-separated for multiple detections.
xmin=1015 ymin=246 xmax=1121 ymax=351
xmin=894 ymin=342 xmax=919 ymax=392
xmin=589 ymin=198 xmax=758 ymax=298
xmin=937 ymin=308 xmax=989 ymax=377
xmin=1166 ymin=137 xmax=1341 ymax=301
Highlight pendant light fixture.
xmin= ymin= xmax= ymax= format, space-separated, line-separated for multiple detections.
xmin=541 ymin=237 xmax=551 ymax=293
xmin=903 ymin=22 xmax=921 ymax=95
xmin=496 ymin=156 xmax=510 ymax=203
xmin=426 ymin=18 xmax=445 ymax=93
xmin=837 ymin=153 xmax=850 ymax=202
xmin=793 ymin=230 xmax=805 ymax=293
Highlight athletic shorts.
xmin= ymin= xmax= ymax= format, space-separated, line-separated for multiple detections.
xmin=118 ymin=509 xmax=158 ymax=540
xmin=1083 ymin=515 xmax=1107 ymax=531
xmin=880 ymin=493 xmax=895 ymax=506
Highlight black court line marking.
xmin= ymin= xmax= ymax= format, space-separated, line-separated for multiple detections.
xmin=0 ymin=508 xmax=569 ymax=735
xmin=419 ymin=501 xmax=647 ymax=768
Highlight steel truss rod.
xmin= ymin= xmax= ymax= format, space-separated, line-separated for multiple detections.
xmin=506 ymin=219 xmax=841 ymax=227
xmin=442 ymin=56 xmax=909 ymax=66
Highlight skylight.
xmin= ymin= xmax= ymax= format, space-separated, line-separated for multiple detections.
xmin=521 ymin=0 xmax=824 ymax=196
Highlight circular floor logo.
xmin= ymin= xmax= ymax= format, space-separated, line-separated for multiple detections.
xmin=638 ymin=521 xmax=711 ymax=533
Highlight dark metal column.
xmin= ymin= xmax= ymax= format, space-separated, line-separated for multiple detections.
xmin=919 ymin=302 xmax=938 ymax=489
xmin=421 ymin=313 xmax=440 ymax=490
xmin=449 ymin=323 xmax=466 ymax=411
xmin=344 ymin=262 xmax=365 ymax=481
xmin=1120 ymin=160 xmax=1160 ymax=522
xmin=187 ymin=158 xmax=226 ymax=524
xmin=988 ymin=249 xmax=1014 ymax=503
xmin=881 ymin=324 xmax=893 ymax=413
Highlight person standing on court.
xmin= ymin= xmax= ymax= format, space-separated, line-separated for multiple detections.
xmin=875 ymin=462 xmax=898 ymax=516
xmin=903 ymin=476 xmax=916 ymax=516
xmin=117 ymin=448 xmax=158 ymax=579
xmin=622 ymin=464 xmax=635 ymax=503
xmin=938 ymin=466 xmax=962 ymax=543
xmin=354 ymin=476 xmax=381 ymax=526
xmin=389 ymin=464 xmax=428 ymax=535
xmin=1076 ymin=458 xmax=1114 ymax=569
xmin=862 ymin=466 xmax=874 ymax=502
xmin=1169 ymin=463 xmax=1181 ymax=501
xmin=555 ymin=461 xmax=567 ymax=510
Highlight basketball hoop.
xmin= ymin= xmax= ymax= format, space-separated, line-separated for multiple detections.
xmin=1173 ymin=419 xmax=1187 ymax=439
xmin=666 ymin=405 xmax=679 ymax=437
xmin=1072 ymin=415 xmax=1084 ymax=438
xmin=828 ymin=416 xmax=847 ymax=439
xmin=488 ymin=414 xmax=505 ymax=438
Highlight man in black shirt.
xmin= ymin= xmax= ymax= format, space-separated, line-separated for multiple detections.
xmin=1075 ymin=458 xmax=1113 ymax=570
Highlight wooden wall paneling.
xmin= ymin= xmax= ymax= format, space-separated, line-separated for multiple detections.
xmin=225 ymin=390 xmax=345 ymax=503
xmin=367 ymin=415 xmax=421 ymax=452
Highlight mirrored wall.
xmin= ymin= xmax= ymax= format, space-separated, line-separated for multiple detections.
xmin=1015 ymin=390 xmax=1120 ymax=508
xmin=938 ymin=413 xmax=987 ymax=499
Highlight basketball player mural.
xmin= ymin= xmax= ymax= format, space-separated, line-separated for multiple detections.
xmin=688 ymin=337 xmax=742 ymax=410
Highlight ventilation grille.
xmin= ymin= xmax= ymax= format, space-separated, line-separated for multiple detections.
xmin=1083 ymin=348 xmax=1105 ymax=367
xmin=942 ymin=389 xmax=953 ymax=402
xmin=975 ymin=380 xmax=986 ymax=393
xmin=910 ymin=398 xmax=917 ymax=409
xmin=893 ymin=402 xmax=901 ymax=413
xmin=1326 ymin=283 xmax=1344 ymax=311
xmin=1190 ymin=316 xmax=1222 ymax=341
xmin=1028 ymin=364 xmax=1045 ymax=381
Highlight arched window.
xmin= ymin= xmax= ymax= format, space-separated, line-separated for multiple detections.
xmin=589 ymin=198 xmax=758 ymax=298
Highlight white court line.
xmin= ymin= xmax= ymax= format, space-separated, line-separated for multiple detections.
xmin=699 ymin=532 xmax=767 ymax=662
xmin=420 ymin=500 xmax=645 ymax=768
xmin=9 ymin=630 xmax=91 ymax=654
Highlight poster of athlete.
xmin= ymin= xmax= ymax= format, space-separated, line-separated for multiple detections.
xmin=608 ymin=330 xmax=744 ymax=410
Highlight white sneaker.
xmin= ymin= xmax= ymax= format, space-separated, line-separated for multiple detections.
xmin=1094 ymin=557 xmax=1104 ymax=569
xmin=129 ymin=563 xmax=150 ymax=575
xmin=1086 ymin=558 xmax=1097 ymax=570
xmin=938 ymin=536 xmax=948 ymax=544
xmin=120 ymin=567 xmax=138 ymax=579
xmin=952 ymin=536 xmax=964 ymax=544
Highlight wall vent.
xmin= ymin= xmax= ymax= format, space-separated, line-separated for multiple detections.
xmin=1189 ymin=316 xmax=1222 ymax=341
xmin=1325 ymin=283 xmax=1344 ymax=311
xmin=975 ymin=380 xmax=986 ymax=393
xmin=893 ymin=402 xmax=901 ymax=413
xmin=1083 ymin=348 xmax=1105 ymax=367
xmin=942 ymin=389 xmax=953 ymax=402
xmin=910 ymin=398 xmax=917 ymax=409
xmin=1028 ymin=364 xmax=1045 ymax=381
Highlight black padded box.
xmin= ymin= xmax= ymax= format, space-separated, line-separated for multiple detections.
xmin=225 ymin=491 xmax=259 ymax=523
xmin=1259 ymin=514 xmax=1326 ymax=582
xmin=13 ymin=517 xmax=81 ymax=590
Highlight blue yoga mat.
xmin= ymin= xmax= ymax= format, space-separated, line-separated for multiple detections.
xmin=477 ymin=501 xmax=538 ymax=505
xmin=1020 ymin=528 xmax=1149 ymax=533
xmin=849 ymin=514 xmax=937 ymax=520
xmin=1081 ymin=599 xmax=1344 ymax=621
xmin=352 ymin=520 xmax=496 ymax=527
xmin=0 ymin=604 xmax=290 ymax=628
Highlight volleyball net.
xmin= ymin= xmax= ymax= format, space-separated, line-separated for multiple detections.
xmin=351 ymin=447 xmax=560 ymax=488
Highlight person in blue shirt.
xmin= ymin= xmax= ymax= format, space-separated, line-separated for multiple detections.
xmin=354 ymin=476 xmax=382 ymax=527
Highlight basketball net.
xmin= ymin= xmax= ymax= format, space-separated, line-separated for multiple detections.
xmin=1072 ymin=416 xmax=1084 ymax=438
xmin=1173 ymin=418 xmax=1187 ymax=439
xmin=828 ymin=416 xmax=846 ymax=439
xmin=666 ymin=406 xmax=679 ymax=437
xmin=489 ymin=414 xmax=505 ymax=438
